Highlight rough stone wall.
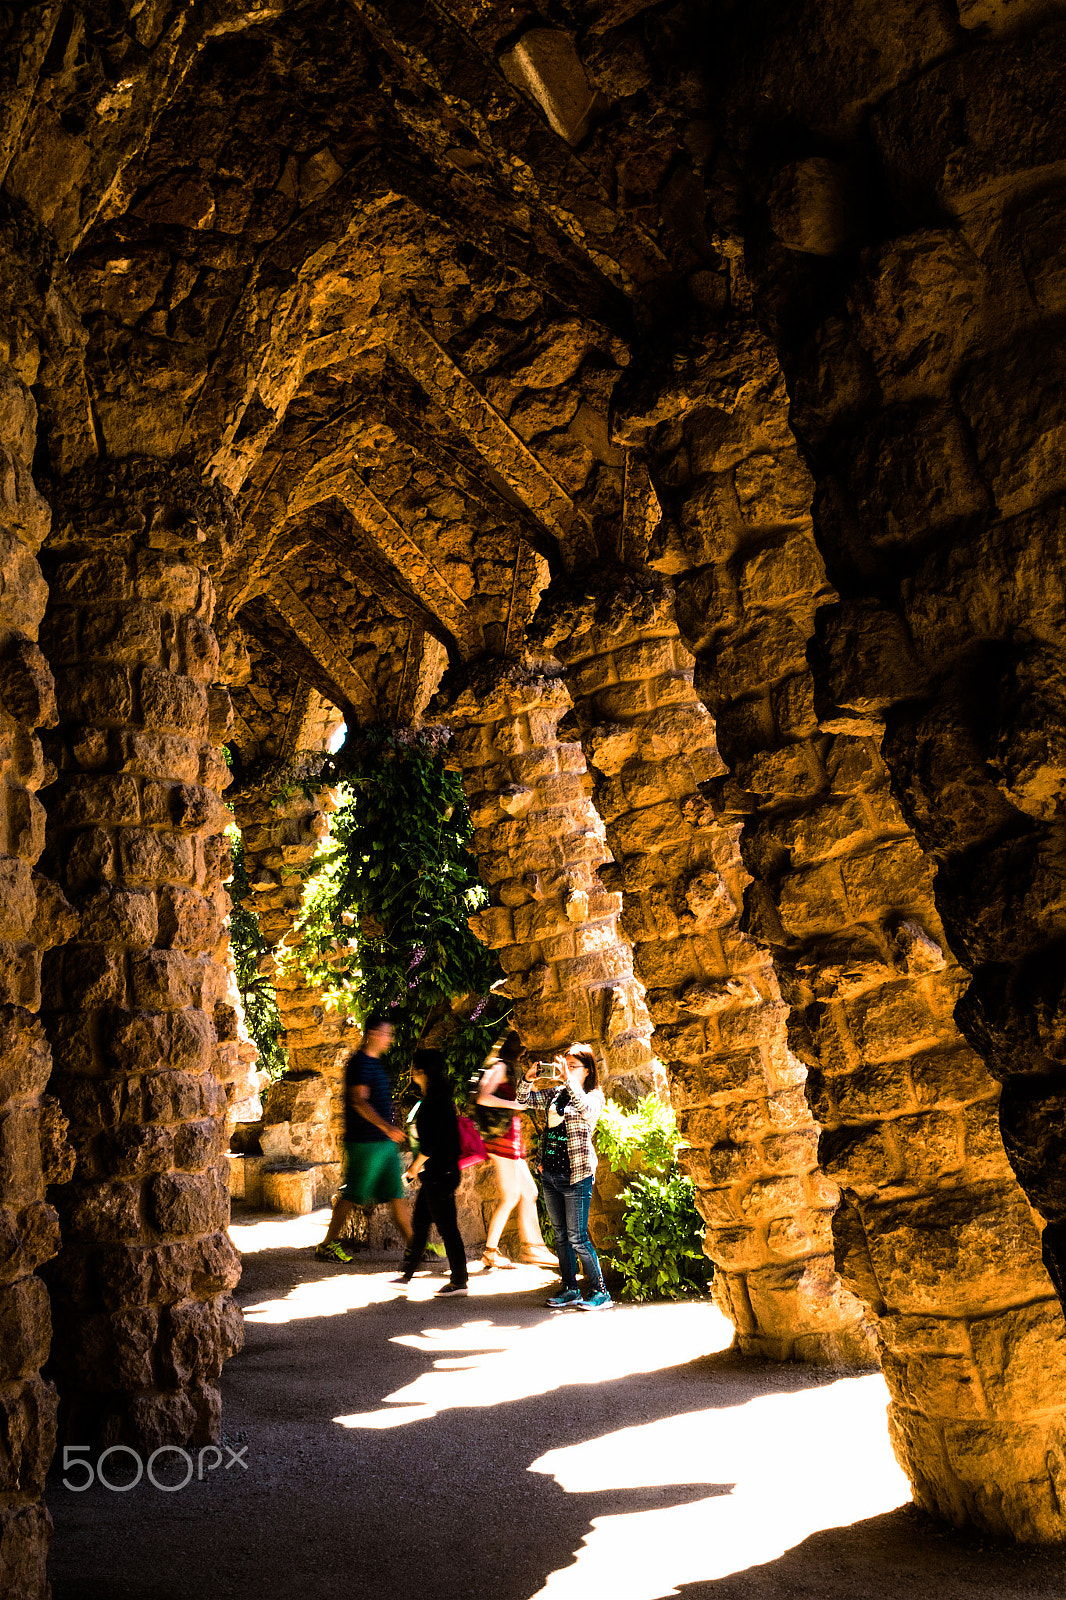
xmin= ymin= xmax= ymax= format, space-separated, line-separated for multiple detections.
xmin=0 ymin=206 xmax=73 ymax=1600
xmin=38 ymin=461 xmax=243 ymax=1454
xmin=441 ymin=662 xmax=660 ymax=1098
xmin=232 ymin=765 xmax=351 ymax=1164
xmin=617 ymin=306 xmax=1066 ymax=1535
xmin=216 ymin=943 xmax=262 ymax=1136
xmin=531 ymin=570 xmax=873 ymax=1364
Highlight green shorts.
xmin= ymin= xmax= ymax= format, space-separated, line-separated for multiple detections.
xmin=342 ymin=1140 xmax=405 ymax=1204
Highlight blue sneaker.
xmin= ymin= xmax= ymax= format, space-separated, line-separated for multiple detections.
xmin=576 ymin=1289 xmax=614 ymax=1310
xmin=546 ymin=1288 xmax=582 ymax=1309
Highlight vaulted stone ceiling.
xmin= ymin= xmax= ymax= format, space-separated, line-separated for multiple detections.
xmin=23 ymin=0 xmax=702 ymax=727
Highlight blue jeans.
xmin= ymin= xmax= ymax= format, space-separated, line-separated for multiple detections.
xmin=541 ymin=1173 xmax=604 ymax=1292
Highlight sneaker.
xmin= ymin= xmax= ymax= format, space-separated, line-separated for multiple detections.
xmin=575 ymin=1289 xmax=614 ymax=1310
xmin=315 ymin=1241 xmax=353 ymax=1264
xmin=390 ymin=1273 xmax=413 ymax=1284
xmin=546 ymin=1288 xmax=582 ymax=1309
xmin=436 ymin=1281 xmax=468 ymax=1296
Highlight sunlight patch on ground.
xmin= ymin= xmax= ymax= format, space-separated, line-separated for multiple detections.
xmin=333 ymin=1302 xmax=735 ymax=1427
xmin=229 ymin=1208 xmax=335 ymax=1255
xmin=242 ymin=1266 xmax=559 ymax=1326
xmin=235 ymin=1207 xmax=556 ymax=1325
xmin=528 ymin=1374 xmax=910 ymax=1599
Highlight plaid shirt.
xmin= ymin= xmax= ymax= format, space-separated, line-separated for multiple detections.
xmin=517 ymin=1076 xmax=605 ymax=1184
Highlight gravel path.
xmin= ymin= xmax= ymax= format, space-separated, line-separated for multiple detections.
xmin=48 ymin=1208 xmax=1066 ymax=1600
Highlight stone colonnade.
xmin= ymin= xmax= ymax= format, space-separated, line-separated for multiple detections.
xmin=37 ymin=461 xmax=242 ymax=1455
xmin=758 ymin=23 xmax=1066 ymax=1313
xmin=530 ymin=571 xmax=873 ymax=1364
xmin=616 ymin=295 xmax=1066 ymax=1538
xmin=441 ymin=664 xmax=660 ymax=1099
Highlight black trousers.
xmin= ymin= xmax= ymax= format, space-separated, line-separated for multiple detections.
xmin=404 ymin=1169 xmax=468 ymax=1286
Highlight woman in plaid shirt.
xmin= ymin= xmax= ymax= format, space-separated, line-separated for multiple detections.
xmin=516 ymin=1043 xmax=613 ymax=1310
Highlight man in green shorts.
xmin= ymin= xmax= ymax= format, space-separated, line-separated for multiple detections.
xmin=316 ymin=1014 xmax=413 ymax=1263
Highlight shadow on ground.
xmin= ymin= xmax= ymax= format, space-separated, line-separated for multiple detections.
xmin=46 ymin=1209 xmax=1066 ymax=1600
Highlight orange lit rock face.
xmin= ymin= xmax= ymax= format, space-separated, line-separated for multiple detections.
xmin=1 ymin=1 xmax=1066 ymax=1585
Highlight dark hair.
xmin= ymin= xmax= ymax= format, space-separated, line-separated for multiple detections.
xmin=499 ymin=1030 xmax=524 ymax=1086
xmin=566 ymin=1043 xmax=598 ymax=1091
xmin=364 ymin=1012 xmax=391 ymax=1033
xmin=500 ymin=1030 xmax=523 ymax=1063
xmin=412 ymin=1048 xmax=451 ymax=1096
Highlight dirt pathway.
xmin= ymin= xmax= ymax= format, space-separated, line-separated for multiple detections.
xmin=48 ymin=1208 xmax=1066 ymax=1600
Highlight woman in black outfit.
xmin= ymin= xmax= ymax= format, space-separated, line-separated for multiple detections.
xmin=395 ymin=1049 xmax=469 ymax=1295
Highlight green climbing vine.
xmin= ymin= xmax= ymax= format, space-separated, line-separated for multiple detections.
xmin=287 ymin=727 xmax=511 ymax=1087
xmin=226 ymin=826 xmax=286 ymax=1080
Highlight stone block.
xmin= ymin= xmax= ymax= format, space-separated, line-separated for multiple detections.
xmin=737 ymin=529 xmax=822 ymax=609
xmin=130 ymin=950 xmax=202 ymax=1010
xmin=820 ymin=1123 xmax=900 ymax=1191
xmin=885 ymin=1348 xmax=984 ymax=1420
xmin=834 ymin=1059 xmax=917 ymax=1119
xmin=841 ymin=838 xmax=933 ymax=920
xmin=0 ymin=1277 xmax=50 ymax=1383
xmin=78 ymin=887 xmax=159 ymax=948
xmin=761 ymin=1130 xmax=819 ymax=1174
xmin=80 ymin=604 xmax=162 ymax=666
xmin=892 ymin=1111 xmax=964 ymax=1184
xmin=119 ymin=828 xmax=196 ymax=887
xmin=148 ymin=1171 xmax=221 ymax=1237
xmin=699 ymin=1140 xmax=762 ymax=1186
xmin=56 ymin=663 xmax=133 ymax=725
xmin=140 ymin=668 xmax=209 ymax=736
xmin=969 ymin=1298 xmax=1066 ymax=1414
xmin=0 ymin=1501 xmax=52 ymax=1597
xmin=865 ymin=1184 xmax=1052 ymax=1314
xmin=745 ymin=1257 xmax=852 ymax=1338
xmin=873 ymin=28 xmax=1066 ymax=215
xmin=739 ymin=1175 xmax=807 ymax=1219
xmin=706 ymin=1225 xmax=766 ymax=1271
xmin=846 ymin=981 xmax=941 ymax=1062
xmin=0 ymin=1375 xmax=57 ymax=1498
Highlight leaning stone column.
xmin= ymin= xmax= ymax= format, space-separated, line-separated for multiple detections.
xmin=622 ymin=319 xmax=1066 ymax=1534
xmin=531 ymin=570 xmax=872 ymax=1364
xmin=39 ymin=460 xmax=243 ymax=1451
xmin=0 ymin=211 xmax=74 ymax=1600
xmin=440 ymin=662 xmax=659 ymax=1099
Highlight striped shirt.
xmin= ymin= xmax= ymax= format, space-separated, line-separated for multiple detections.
xmin=517 ymin=1075 xmax=605 ymax=1184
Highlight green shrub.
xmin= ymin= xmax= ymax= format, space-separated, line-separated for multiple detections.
xmin=595 ymin=1094 xmax=681 ymax=1178
xmin=606 ymin=1172 xmax=713 ymax=1302
xmin=594 ymin=1095 xmax=712 ymax=1302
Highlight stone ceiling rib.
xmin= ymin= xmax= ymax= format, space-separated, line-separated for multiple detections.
xmin=349 ymin=0 xmax=669 ymax=300
xmin=0 ymin=6 xmax=63 ymax=185
xmin=298 ymin=466 xmax=481 ymax=657
xmin=395 ymin=625 xmax=447 ymax=724
xmin=388 ymin=313 xmax=598 ymax=568
xmin=269 ymin=579 xmax=375 ymax=713
xmin=300 ymin=514 xmax=460 ymax=656
xmin=370 ymin=387 xmax=562 ymax=569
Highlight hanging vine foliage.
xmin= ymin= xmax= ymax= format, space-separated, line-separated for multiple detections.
xmin=288 ymin=727 xmax=510 ymax=1087
xmin=226 ymin=828 xmax=287 ymax=1079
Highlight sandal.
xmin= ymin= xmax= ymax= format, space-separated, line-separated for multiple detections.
xmin=481 ymin=1246 xmax=516 ymax=1270
xmin=519 ymin=1244 xmax=557 ymax=1267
